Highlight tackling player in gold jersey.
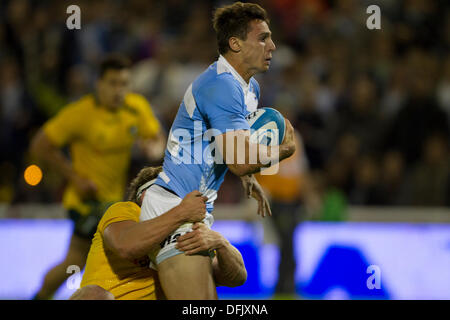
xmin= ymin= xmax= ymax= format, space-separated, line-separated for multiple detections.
xmin=70 ymin=166 xmax=247 ymax=300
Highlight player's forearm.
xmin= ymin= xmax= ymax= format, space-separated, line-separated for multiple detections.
xmin=118 ymin=205 xmax=187 ymax=260
xmin=219 ymin=131 xmax=294 ymax=176
xmin=30 ymin=130 xmax=77 ymax=181
xmin=228 ymin=163 xmax=265 ymax=176
xmin=228 ymin=142 xmax=295 ymax=176
xmin=213 ymin=238 xmax=247 ymax=287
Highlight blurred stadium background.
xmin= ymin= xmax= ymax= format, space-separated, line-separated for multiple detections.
xmin=0 ymin=0 xmax=449 ymax=299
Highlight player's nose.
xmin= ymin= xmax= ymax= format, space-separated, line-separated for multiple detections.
xmin=268 ymin=38 xmax=276 ymax=52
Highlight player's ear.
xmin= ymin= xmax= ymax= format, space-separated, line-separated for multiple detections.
xmin=228 ymin=37 xmax=241 ymax=53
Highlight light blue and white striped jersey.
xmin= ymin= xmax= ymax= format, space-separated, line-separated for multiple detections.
xmin=154 ymin=55 xmax=260 ymax=213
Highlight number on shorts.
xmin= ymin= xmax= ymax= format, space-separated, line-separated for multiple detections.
xmin=160 ymin=233 xmax=182 ymax=249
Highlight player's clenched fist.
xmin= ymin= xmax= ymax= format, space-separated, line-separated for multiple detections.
xmin=179 ymin=190 xmax=208 ymax=223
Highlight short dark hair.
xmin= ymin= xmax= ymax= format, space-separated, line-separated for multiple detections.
xmin=212 ymin=2 xmax=269 ymax=55
xmin=126 ymin=166 xmax=162 ymax=205
xmin=99 ymin=54 xmax=131 ymax=78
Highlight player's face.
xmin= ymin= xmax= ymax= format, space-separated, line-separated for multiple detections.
xmin=240 ymin=20 xmax=276 ymax=74
xmin=138 ymin=189 xmax=148 ymax=206
xmin=97 ymin=69 xmax=131 ymax=109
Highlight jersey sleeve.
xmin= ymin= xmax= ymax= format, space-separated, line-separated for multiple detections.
xmin=198 ymin=77 xmax=250 ymax=134
xmin=98 ymin=202 xmax=140 ymax=235
xmin=43 ymin=103 xmax=83 ymax=147
xmin=132 ymin=95 xmax=161 ymax=139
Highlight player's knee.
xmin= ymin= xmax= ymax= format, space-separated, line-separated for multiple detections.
xmin=69 ymin=285 xmax=114 ymax=300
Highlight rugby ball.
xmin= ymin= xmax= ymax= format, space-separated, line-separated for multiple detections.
xmin=245 ymin=107 xmax=286 ymax=146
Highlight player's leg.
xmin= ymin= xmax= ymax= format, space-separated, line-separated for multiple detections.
xmin=153 ymin=273 xmax=167 ymax=300
xmin=157 ymin=254 xmax=217 ymax=300
xmin=272 ymin=201 xmax=298 ymax=295
xmin=34 ymin=233 xmax=91 ymax=299
xmin=69 ymin=285 xmax=114 ymax=300
xmin=140 ymin=185 xmax=217 ymax=299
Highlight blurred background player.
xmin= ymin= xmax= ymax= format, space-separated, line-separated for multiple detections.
xmin=29 ymin=55 xmax=166 ymax=300
xmin=256 ymin=128 xmax=320 ymax=298
xmin=71 ymin=166 xmax=246 ymax=300
xmin=139 ymin=2 xmax=296 ymax=300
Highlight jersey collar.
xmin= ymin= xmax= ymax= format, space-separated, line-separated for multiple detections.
xmin=92 ymin=92 xmax=123 ymax=113
xmin=217 ymin=55 xmax=249 ymax=91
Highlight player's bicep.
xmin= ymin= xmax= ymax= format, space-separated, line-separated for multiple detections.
xmin=211 ymin=256 xmax=233 ymax=287
xmin=103 ymin=220 xmax=136 ymax=255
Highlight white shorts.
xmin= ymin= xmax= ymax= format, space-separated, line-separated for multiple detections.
xmin=139 ymin=184 xmax=214 ymax=265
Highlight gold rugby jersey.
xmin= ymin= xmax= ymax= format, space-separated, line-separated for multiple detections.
xmin=43 ymin=93 xmax=160 ymax=214
xmin=80 ymin=201 xmax=163 ymax=300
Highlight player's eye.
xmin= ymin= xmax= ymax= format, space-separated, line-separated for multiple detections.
xmin=260 ymin=34 xmax=271 ymax=42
